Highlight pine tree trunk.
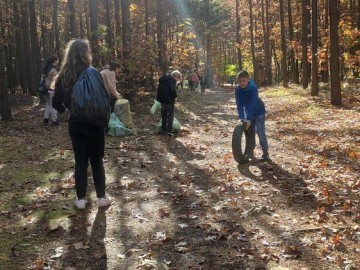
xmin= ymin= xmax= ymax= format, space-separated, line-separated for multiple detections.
xmin=261 ymin=0 xmax=272 ymax=86
xmin=0 ymin=3 xmax=12 ymax=120
xmin=105 ymin=0 xmax=113 ymax=56
xmin=357 ymin=0 xmax=360 ymax=29
xmin=157 ymin=0 xmax=167 ymax=73
xmin=52 ymin=0 xmax=60 ymax=54
xmin=301 ymin=0 xmax=310 ymax=89
xmin=311 ymin=0 xmax=319 ymax=96
xmin=89 ymin=0 xmax=99 ymax=66
xmin=287 ymin=0 xmax=299 ymax=84
xmin=329 ymin=0 xmax=341 ymax=105
xmin=14 ymin=1 xmax=27 ymax=92
xmin=249 ymin=0 xmax=259 ymax=86
xmin=29 ymin=0 xmax=41 ymax=83
xmin=68 ymin=0 xmax=77 ymax=39
xmin=121 ymin=0 xmax=131 ymax=63
xmin=280 ymin=0 xmax=288 ymax=87
xmin=235 ymin=0 xmax=242 ymax=71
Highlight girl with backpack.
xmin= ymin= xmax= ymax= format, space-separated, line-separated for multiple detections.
xmin=52 ymin=39 xmax=112 ymax=210
xmin=41 ymin=56 xmax=59 ymax=125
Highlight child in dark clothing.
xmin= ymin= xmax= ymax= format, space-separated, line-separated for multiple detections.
xmin=156 ymin=70 xmax=182 ymax=136
xmin=235 ymin=70 xmax=269 ymax=161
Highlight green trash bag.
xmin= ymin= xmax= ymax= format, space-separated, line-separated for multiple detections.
xmin=150 ymin=100 xmax=161 ymax=114
xmin=107 ymin=113 xmax=133 ymax=137
xmin=157 ymin=117 xmax=181 ymax=132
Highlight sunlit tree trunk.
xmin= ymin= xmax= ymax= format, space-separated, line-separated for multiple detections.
xmin=302 ymin=0 xmax=310 ymax=89
xmin=261 ymin=0 xmax=272 ymax=85
xmin=287 ymin=0 xmax=299 ymax=84
xmin=280 ymin=0 xmax=288 ymax=87
xmin=29 ymin=0 xmax=41 ymax=82
xmin=235 ymin=0 xmax=242 ymax=71
xmin=311 ymin=0 xmax=319 ymax=96
xmin=329 ymin=0 xmax=341 ymax=105
xmin=249 ymin=0 xmax=258 ymax=86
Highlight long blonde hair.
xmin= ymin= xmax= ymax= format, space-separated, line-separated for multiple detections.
xmin=56 ymin=39 xmax=92 ymax=91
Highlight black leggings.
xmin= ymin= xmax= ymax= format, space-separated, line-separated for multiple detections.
xmin=69 ymin=122 xmax=106 ymax=199
xmin=161 ymin=103 xmax=174 ymax=132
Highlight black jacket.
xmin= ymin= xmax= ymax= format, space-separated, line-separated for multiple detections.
xmin=156 ymin=74 xmax=177 ymax=104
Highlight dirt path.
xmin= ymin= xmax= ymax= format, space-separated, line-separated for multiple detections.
xmin=0 ymin=86 xmax=359 ymax=270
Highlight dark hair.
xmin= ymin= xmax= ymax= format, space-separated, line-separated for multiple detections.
xmin=237 ymin=70 xmax=249 ymax=79
xmin=109 ymin=61 xmax=121 ymax=71
xmin=46 ymin=55 xmax=58 ymax=65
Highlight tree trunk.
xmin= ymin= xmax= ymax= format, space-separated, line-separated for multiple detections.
xmin=301 ymin=0 xmax=310 ymax=89
xmin=105 ymin=0 xmax=113 ymax=56
xmin=0 ymin=3 xmax=12 ymax=120
xmin=329 ymin=0 xmax=341 ymax=105
xmin=280 ymin=0 xmax=288 ymax=87
xmin=357 ymin=0 xmax=360 ymax=30
xmin=249 ymin=0 xmax=258 ymax=86
xmin=121 ymin=0 xmax=131 ymax=63
xmin=89 ymin=0 xmax=99 ymax=66
xmin=261 ymin=0 xmax=272 ymax=86
xmin=52 ymin=0 xmax=60 ymax=54
xmin=68 ymin=0 xmax=77 ymax=39
xmin=29 ymin=0 xmax=41 ymax=83
xmin=157 ymin=0 xmax=167 ymax=73
xmin=287 ymin=0 xmax=299 ymax=84
xmin=235 ymin=0 xmax=242 ymax=71
xmin=311 ymin=0 xmax=319 ymax=96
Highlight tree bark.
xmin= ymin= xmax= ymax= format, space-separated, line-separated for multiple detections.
xmin=89 ymin=0 xmax=99 ymax=66
xmin=29 ymin=0 xmax=41 ymax=83
xmin=261 ymin=0 xmax=272 ymax=85
xmin=145 ymin=0 xmax=150 ymax=36
xmin=68 ymin=0 xmax=77 ymax=39
xmin=52 ymin=0 xmax=60 ymax=54
xmin=249 ymin=0 xmax=259 ymax=86
xmin=105 ymin=0 xmax=113 ymax=55
xmin=301 ymin=0 xmax=310 ymax=89
xmin=121 ymin=0 xmax=131 ymax=63
xmin=235 ymin=0 xmax=242 ymax=71
xmin=0 ymin=3 xmax=12 ymax=120
xmin=329 ymin=0 xmax=341 ymax=105
xmin=287 ymin=0 xmax=299 ymax=84
xmin=280 ymin=0 xmax=288 ymax=87
xmin=157 ymin=0 xmax=167 ymax=73
xmin=311 ymin=0 xmax=319 ymax=96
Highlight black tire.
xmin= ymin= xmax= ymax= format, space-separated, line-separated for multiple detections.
xmin=232 ymin=123 xmax=255 ymax=164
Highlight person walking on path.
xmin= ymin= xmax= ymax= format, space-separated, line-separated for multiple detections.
xmin=235 ymin=70 xmax=269 ymax=161
xmin=42 ymin=56 xmax=59 ymax=125
xmin=156 ymin=70 xmax=182 ymax=136
xmin=189 ymin=69 xmax=200 ymax=91
xmin=101 ymin=61 xmax=122 ymax=112
xmin=52 ymin=39 xmax=112 ymax=210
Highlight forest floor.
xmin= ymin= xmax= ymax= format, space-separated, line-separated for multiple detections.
xmin=0 ymin=83 xmax=359 ymax=270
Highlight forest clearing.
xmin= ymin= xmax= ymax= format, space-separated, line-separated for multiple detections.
xmin=0 ymin=84 xmax=359 ymax=270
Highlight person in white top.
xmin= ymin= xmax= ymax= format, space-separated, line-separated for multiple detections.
xmin=42 ymin=56 xmax=59 ymax=125
xmin=100 ymin=62 xmax=122 ymax=112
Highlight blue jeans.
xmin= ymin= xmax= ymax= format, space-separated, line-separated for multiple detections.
xmin=252 ymin=114 xmax=269 ymax=153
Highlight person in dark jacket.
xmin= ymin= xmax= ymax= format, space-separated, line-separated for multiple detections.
xmin=235 ymin=70 xmax=269 ymax=161
xmin=52 ymin=39 xmax=112 ymax=210
xmin=156 ymin=70 xmax=182 ymax=136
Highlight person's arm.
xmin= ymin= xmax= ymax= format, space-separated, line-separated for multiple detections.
xmin=169 ymin=80 xmax=177 ymax=99
xmin=52 ymin=77 xmax=67 ymax=113
xmin=246 ymin=84 xmax=259 ymax=120
xmin=235 ymin=87 xmax=245 ymax=119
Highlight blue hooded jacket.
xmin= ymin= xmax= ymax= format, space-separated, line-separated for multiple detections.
xmin=235 ymin=80 xmax=266 ymax=120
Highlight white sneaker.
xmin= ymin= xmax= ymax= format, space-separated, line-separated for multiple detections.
xmin=97 ymin=196 xmax=112 ymax=207
xmin=74 ymin=198 xmax=87 ymax=210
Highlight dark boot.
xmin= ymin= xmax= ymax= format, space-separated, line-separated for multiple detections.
xmin=260 ymin=152 xmax=269 ymax=162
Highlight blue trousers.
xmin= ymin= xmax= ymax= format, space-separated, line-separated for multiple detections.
xmin=252 ymin=114 xmax=269 ymax=153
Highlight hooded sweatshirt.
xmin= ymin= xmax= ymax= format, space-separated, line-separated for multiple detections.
xmin=156 ymin=74 xmax=177 ymax=104
xmin=235 ymin=80 xmax=266 ymax=120
xmin=42 ymin=64 xmax=57 ymax=90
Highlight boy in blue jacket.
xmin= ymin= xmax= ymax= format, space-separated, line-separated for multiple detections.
xmin=235 ymin=70 xmax=269 ymax=161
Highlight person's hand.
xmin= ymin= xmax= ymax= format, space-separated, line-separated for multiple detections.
xmin=244 ymin=119 xmax=251 ymax=130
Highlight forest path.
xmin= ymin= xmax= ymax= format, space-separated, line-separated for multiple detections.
xmin=0 ymin=85 xmax=359 ymax=270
